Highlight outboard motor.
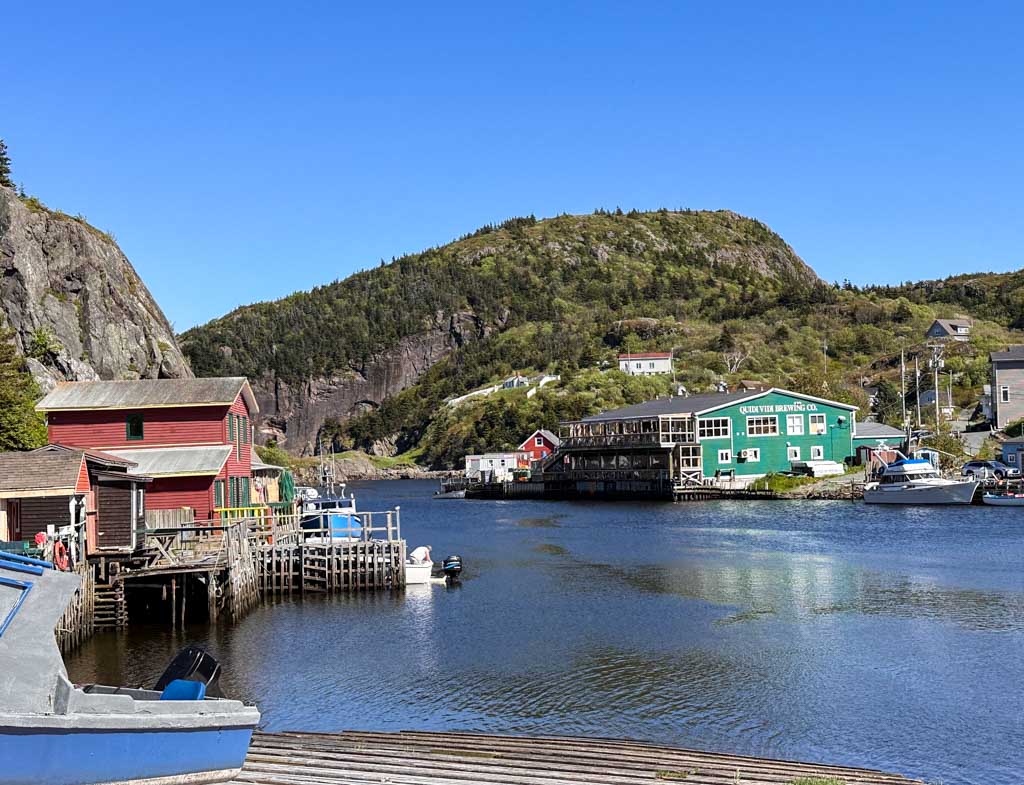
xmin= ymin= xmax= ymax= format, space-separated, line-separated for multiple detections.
xmin=441 ymin=554 xmax=463 ymax=582
xmin=154 ymin=645 xmax=224 ymax=698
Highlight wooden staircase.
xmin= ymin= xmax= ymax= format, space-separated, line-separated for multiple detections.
xmin=92 ymin=580 xmax=128 ymax=628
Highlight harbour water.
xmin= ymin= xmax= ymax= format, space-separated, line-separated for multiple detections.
xmin=66 ymin=480 xmax=1024 ymax=785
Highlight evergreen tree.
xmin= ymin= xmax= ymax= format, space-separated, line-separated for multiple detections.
xmin=0 ymin=327 xmax=47 ymax=451
xmin=0 ymin=139 xmax=13 ymax=189
xmin=872 ymin=379 xmax=904 ymax=425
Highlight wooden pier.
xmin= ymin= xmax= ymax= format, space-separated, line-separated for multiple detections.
xmin=56 ymin=509 xmax=407 ymax=651
xmin=230 ymin=730 xmax=923 ymax=785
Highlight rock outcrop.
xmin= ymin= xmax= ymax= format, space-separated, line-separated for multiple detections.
xmin=0 ymin=186 xmax=190 ymax=390
xmin=255 ymin=317 xmax=481 ymax=453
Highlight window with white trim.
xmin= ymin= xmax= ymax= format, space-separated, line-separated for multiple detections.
xmin=698 ymin=417 xmax=731 ymax=439
xmin=811 ymin=445 xmax=824 ymax=460
xmin=535 ymin=436 xmax=544 ymax=447
xmin=746 ymin=416 xmax=778 ymax=436
xmin=1001 ymin=385 xmax=1010 ymax=403
xmin=742 ymin=448 xmax=760 ymax=462
xmin=787 ymin=446 xmax=801 ymax=461
xmin=1007 ymin=452 xmax=1017 ymax=464
xmin=786 ymin=414 xmax=804 ymax=435
xmin=809 ymin=413 xmax=826 ymax=435
xmin=718 ymin=449 xmax=732 ymax=464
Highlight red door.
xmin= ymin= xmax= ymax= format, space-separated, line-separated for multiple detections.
xmin=7 ymin=500 xmax=21 ymax=541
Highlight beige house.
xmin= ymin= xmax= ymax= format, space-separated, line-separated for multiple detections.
xmin=990 ymin=346 xmax=1024 ymax=428
xmin=927 ymin=318 xmax=972 ymax=342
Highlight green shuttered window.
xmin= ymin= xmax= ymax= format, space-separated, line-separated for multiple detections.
xmin=126 ymin=413 xmax=144 ymax=441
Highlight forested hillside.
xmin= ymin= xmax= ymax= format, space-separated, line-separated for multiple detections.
xmin=181 ymin=209 xmax=1022 ymax=464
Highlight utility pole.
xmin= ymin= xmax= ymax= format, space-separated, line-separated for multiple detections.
xmin=915 ymin=355 xmax=922 ymax=428
xmin=928 ymin=343 xmax=944 ymax=426
xmin=900 ymin=347 xmax=908 ymax=427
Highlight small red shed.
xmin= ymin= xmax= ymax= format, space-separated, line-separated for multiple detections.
xmin=518 ymin=429 xmax=561 ymax=462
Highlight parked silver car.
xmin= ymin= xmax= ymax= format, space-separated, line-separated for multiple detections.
xmin=961 ymin=460 xmax=1021 ymax=480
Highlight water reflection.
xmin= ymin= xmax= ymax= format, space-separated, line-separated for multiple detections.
xmin=65 ymin=483 xmax=1024 ymax=785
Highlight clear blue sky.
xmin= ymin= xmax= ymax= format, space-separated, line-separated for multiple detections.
xmin=5 ymin=1 xmax=1022 ymax=329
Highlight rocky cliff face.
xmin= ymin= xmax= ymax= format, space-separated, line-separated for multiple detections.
xmin=0 ymin=186 xmax=190 ymax=391
xmin=255 ymin=314 xmax=483 ymax=453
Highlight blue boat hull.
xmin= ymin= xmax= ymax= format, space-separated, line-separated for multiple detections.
xmin=0 ymin=725 xmax=254 ymax=785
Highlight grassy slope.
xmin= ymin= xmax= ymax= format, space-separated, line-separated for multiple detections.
xmin=184 ymin=210 xmax=1024 ymax=466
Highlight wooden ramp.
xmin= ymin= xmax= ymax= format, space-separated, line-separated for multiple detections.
xmin=231 ymin=731 xmax=922 ymax=785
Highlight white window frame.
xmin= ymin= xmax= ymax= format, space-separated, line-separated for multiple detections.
xmin=698 ymin=417 xmax=731 ymax=440
xmin=746 ymin=415 xmax=779 ymax=437
xmin=809 ymin=413 xmax=826 ymax=435
xmin=810 ymin=445 xmax=824 ymax=460
xmin=1007 ymin=452 xmax=1017 ymax=464
xmin=718 ymin=448 xmax=732 ymax=464
xmin=535 ymin=436 xmax=544 ymax=447
xmin=786 ymin=414 xmax=804 ymax=435
xmin=743 ymin=448 xmax=760 ymax=462
xmin=787 ymin=446 xmax=801 ymax=461
xmin=1001 ymin=385 xmax=1010 ymax=403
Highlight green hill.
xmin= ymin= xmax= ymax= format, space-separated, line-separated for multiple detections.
xmin=180 ymin=209 xmax=1021 ymax=465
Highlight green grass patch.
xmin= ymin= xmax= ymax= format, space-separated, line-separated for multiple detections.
xmin=788 ymin=778 xmax=845 ymax=785
xmin=748 ymin=473 xmax=820 ymax=493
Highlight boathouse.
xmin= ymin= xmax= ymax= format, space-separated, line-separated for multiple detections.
xmin=36 ymin=377 xmax=258 ymax=522
xmin=0 ymin=446 xmax=149 ymax=557
xmin=557 ymin=387 xmax=858 ymax=492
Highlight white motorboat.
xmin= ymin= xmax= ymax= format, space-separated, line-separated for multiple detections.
xmin=863 ymin=457 xmax=978 ymax=505
xmin=404 ymin=560 xmax=434 ymax=584
xmin=982 ymin=493 xmax=1024 ymax=506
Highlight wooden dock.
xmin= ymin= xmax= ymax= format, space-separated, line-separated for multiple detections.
xmin=230 ymin=730 xmax=923 ymax=785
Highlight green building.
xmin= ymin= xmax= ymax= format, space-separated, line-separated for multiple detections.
xmin=557 ymin=388 xmax=858 ymax=493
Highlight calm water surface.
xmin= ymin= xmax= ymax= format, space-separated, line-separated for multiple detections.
xmin=67 ymin=480 xmax=1024 ymax=785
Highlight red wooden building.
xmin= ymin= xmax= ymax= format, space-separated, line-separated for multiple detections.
xmin=37 ymin=377 xmax=259 ymax=522
xmin=518 ymin=429 xmax=561 ymax=462
xmin=0 ymin=445 xmax=148 ymax=556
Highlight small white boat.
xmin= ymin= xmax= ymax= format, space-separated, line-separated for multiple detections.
xmin=863 ymin=457 xmax=978 ymax=505
xmin=404 ymin=560 xmax=434 ymax=584
xmin=982 ymin=493 xmax=1024 ymax=506
xmin=433 ymin=489 xmax=466 ymax=499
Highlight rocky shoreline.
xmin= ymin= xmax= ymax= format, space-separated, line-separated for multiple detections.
xmin=290 ymin=452 xmax=456 ymax=485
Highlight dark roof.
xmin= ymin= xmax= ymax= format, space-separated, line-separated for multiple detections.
xmin=33 ymin=443 xmax=137 ymax=468
xmin=990 ymin=346 xmax=1024 ymax=362
xmin=931 ymin=318 xmax=972 ymax=333
xmin=36 ymin=377 xmax=258 ymax=413
xmin=579 ymin=391 xmax=759 ymax=422
xmin=618 ymin=352 xmax=672 ymax=359
xmin=576 ymin=388 xmax=857 ymax=423
xmin=854 ymin=421 xmax=905 ymax=439
xmin=0 ymin=451 xmax=84 ymax=495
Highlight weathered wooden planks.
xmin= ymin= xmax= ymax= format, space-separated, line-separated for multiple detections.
xmin=229 ymin=731 xmax=923 ymax=785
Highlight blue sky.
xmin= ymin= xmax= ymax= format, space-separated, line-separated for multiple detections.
xmin=5 ymin=1 xmax=1022 ymax=329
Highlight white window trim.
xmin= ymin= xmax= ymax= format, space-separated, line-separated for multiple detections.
xmin=786 ymin=414 xmax=804 ymax=436
xmin=746 ymin=415 xmax=779 ymax=437
xmin=1001 ymin=385 xmax=1010 ymax=403
xmin=809 ymin=413 xmax=827 ymax=435
xmin=718 ymin=448 xmax=732 ymax=464
xmin=787 ymin=446 xmax=801 ymax=461
xmin=810 ymin=445 xmax=824 ymax=460
xmin=743 ymin=448 xmax=761 ymax=462
xmin=698 ymin=417 xmax=731 ymax=440
xmin=535 ymin=436 xmax=544 ymax=446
